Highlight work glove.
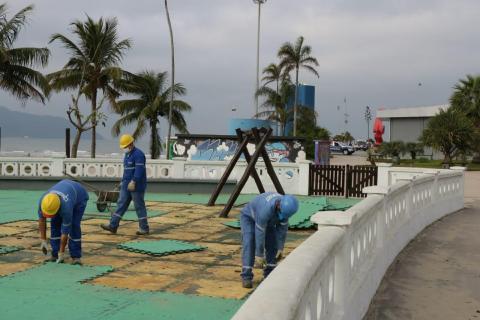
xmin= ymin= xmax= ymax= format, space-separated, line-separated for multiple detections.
xmin=56 ymin=252 xmax=65 ymax=264
xmin=254 ymin=256 xmax=266 ymax=269
xmin=40 ymin=240 xmax=48 ymax=255
xmin=127 ymin=180 xmax=136 ymax=191
xmin=276 ymin=250 xmax=284 ymax=261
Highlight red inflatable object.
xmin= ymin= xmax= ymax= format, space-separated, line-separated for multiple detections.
xmin=373 ymin=118 xmax=385 ymax=146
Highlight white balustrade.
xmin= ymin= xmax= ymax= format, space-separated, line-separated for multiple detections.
xmin=232 ymin=168 xmax=465 ymax=320
xmin=0 ymin=156 xmax=311 ymax=195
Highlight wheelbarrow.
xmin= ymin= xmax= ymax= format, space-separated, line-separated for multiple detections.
xmin=64 ymin=172 xmax=120 ymax=213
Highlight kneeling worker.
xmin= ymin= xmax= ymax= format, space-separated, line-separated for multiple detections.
xmin=101 ymin=134 xmax=149 ymax=235
xmin=38 ymin=179 xmax=89 ymax=265
xmin=240 ymin=192 xmax=299 ymax=288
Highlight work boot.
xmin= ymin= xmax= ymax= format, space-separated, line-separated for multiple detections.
xmin=71 ymin=258 xmax=82 ymax=266
xmin=242 ymin=279 xmax=253 ymax=289
xmin=100 ymin=224 xmax=117 ymax=234
xmin=136 ymin=229 xmax=149 ymax=236
xmin=44 ymin=255 xmax=57 ymax=263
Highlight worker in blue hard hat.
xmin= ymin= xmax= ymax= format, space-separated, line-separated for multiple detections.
xmin=101 ymin=134 xmax=149 ymax=235
xmin=37 ymin=179 xmax=89 ymax=265
xmin=240 ymin=192 xmax=299 ymax=288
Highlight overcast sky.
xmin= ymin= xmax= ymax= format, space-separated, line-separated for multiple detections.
xmin=2 ymin=0 xmax=480 ymax=140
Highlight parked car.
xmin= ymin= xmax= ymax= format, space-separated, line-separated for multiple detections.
xmin=330 ymin=141 xmax=355 ymax=155
xmin=353 ymin=140 xmax=369 ymax=151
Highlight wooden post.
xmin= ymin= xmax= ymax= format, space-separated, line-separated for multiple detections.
xmin=235 ymin=129 xmax=265 ymax=194
xmin=65 ymin=128 xmax=71 ymax=158
xmin=219 ymin=128 xmax=272 ymax=217
xmin=207 ymin=135 xmax=250 ymax=206
xmin=252 ymin=127 xmax=285 ymax=195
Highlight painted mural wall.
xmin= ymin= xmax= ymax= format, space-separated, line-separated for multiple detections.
xmin=171 ymin=135 xmax=305 ymax=163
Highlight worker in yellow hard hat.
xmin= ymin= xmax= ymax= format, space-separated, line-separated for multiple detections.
xmin=38 ymin=179 xmax=89 ymax=265
xmin=101 ymin=134 xmax=149 ymax=235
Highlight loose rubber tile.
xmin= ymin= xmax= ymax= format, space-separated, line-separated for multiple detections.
xmin=0 ymin=245 xmax=23 ymax=255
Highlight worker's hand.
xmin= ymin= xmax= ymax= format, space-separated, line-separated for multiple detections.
xmin=276 ymin=250 xmax=284 ymax=261
xmin=254 ymin=256 xmax=266 ymax=269
xmin=127 ymin=180 xmax=136 ymax=191
xmin=56 ymin=252 xmax=65 ymax=264
xmin=40 ymin=240 xmax=48 ymax=255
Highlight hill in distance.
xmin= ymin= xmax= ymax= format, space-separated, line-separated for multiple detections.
xmin=0 ymin=106 xmax=102 ymax=139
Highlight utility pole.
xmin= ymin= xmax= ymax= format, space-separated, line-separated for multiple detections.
xmin=364 ymin=106 xmax=372 ymax=140
xmin=343 ymin=96 xmax=349 ymax=134
xmin=253 ymin=0 xmax=267 ymax=118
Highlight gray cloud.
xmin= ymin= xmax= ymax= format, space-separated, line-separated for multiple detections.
xmin=2 ymin=0 xmax=480 ymax=141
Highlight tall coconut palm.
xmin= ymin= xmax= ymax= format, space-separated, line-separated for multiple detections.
xmin=261 ymin=63 xmax=289 ymax=94
xmin=450 ymin=75 xmax=480 ymax=162
xmin=255 ymin=80 xmax=294 ymax=136
xmin=0 ymin=4 xmax=49 ymax=103
xmin=112 ymin=71 xmax=191 ymax=159
xmin=47 ymin=16 xmax=131 ymax=158
xmin=278 ymin=36 xmax=319 ymax=136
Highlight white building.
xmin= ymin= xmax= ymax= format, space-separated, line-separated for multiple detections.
xmin=377 ymin=104 xmax=449 ymax=159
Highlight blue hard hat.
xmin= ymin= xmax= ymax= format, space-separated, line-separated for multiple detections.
xmin=278 ymin=195 xmax=299 ymax=220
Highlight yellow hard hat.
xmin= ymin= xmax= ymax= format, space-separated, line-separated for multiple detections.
xmin=119 ymin=134 xmax=134 ymax=149
xmin=41 ymin=193 xmax=60 ymax=218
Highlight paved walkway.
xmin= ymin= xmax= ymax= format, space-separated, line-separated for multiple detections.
xmin=365 ymin=172 xmax=480 ymax=320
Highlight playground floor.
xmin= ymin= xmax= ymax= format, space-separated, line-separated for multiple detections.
xmin=0 ymin=191 xmax=358 ymax=320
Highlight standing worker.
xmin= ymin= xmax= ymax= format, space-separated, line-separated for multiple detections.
xmin=101 ymin=134 xmax=150 ymax=235
xmin=240 ymin=192 xmax=299 ymax=288
xmin=38 ymin=179 xmax=89 ymax=265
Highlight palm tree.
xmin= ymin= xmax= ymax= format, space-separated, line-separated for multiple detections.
xmin=112 ymin=71 xmax=191 ymax=159
xmin=0 ymin=4 xmax=49 ymax=103
xmin=450 ymin=75 xmax=480 ymax=162
xmin=47 ymin=16 xmax=131 ymax=158
xmin=255 ymin=80 xmax=294 ymax=136
xmin=261 ymin=63 xmax=289 ymax=94
xmin=278 ymin=36 xmax=319 ymax=136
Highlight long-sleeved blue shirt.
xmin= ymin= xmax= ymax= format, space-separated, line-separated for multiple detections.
xmin=122 ymin=147 xmax=147 ymax=192
xmin=240 ymin=192 xmax=289 ymax=257
xmin=37 ymin=180 xmax=89 ymax=234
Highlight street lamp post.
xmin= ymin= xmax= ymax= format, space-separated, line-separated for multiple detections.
xmin=253 ymin=0 xmax=267 ymax=119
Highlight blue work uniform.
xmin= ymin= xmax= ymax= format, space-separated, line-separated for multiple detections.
xmin=109 ymin=146 xmax=149 ymax=231
xmin=38 ymin=180 xmax=89 ymax=258
xmin=240 ymin=192 xmax=289 ymax=281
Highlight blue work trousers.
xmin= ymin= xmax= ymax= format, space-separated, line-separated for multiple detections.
xmin=110 ymin=187 xmax=149 ymax=231
xmin=50 ymin=201 xmax=86 ymax=258
xmin=240 ymin=214 xmax=278 ymax=281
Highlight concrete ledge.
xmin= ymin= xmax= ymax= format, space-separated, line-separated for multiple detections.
xmin=0 ymin=176 xmax=236 ymax=194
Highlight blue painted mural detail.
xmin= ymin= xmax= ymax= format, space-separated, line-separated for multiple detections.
xmin=172 ymin=137 xmax=304 ymax=163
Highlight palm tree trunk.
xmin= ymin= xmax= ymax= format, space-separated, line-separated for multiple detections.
xmin=165 ymin=0 xmax=175 ymax=160
xmin=71 ymin=129 xmax=82 ymax=158
xmin=293 ymin=67 xmax=299 ymax=136
xmin=150 ymin=120 xmax=160 ymax=159
xmin=90 ymin=89 xmax=97 ymax=158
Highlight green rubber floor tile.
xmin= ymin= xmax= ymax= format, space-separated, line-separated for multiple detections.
xmin=0 ymin=245 xmax=23 ymax=255
xmin=118 ymin=239 xmax=206 ymax=257
xmin=223 ymin=221 xmax=241 ymax=229
xmin=0 ymin=264 xmax=242 ymax=320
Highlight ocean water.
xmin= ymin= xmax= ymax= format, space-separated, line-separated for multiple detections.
xmin=0 ymin=137 xmax=151 ymax=156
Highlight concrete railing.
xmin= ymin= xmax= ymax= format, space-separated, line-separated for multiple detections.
xmin=0 ymin=156 xmax=311 ymax=195
xmin=232 ymin=167 xmax=465 ymax=320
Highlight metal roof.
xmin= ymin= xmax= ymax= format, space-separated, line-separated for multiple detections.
xmin=376 ymin=104 xmax=449 ymax=119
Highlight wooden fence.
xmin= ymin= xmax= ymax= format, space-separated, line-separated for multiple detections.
xmin=309 ymin=164 xmax=378 ymax=198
